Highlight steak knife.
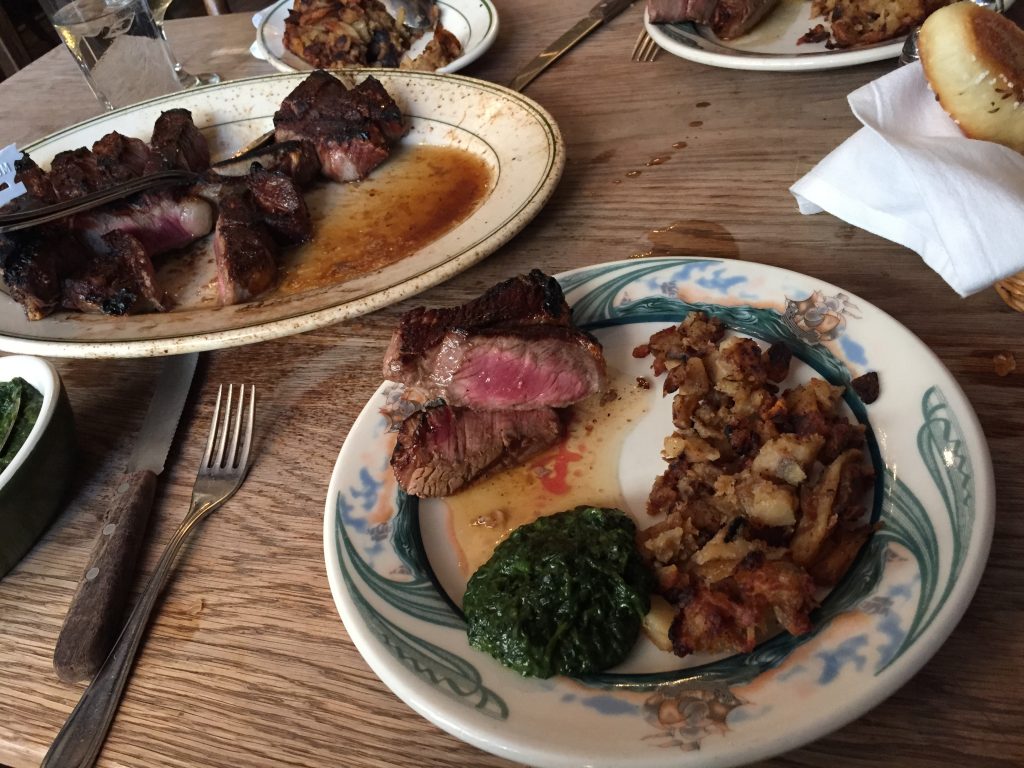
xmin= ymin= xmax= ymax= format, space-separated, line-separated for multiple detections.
xmin=508 ymin=0 xmax=637 ymax=92
xmin=53 ymin=352 xmax=198 ymax=683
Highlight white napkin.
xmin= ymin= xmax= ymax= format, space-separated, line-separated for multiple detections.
xmin=790 ymin=62 xmax=1024 ymax=297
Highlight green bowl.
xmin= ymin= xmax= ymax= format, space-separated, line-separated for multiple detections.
xmin=0 ymin=356 xmax=76 ymax=579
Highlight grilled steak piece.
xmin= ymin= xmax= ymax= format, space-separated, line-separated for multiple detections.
xmin=146 ymin=108 xmax=211 ymax=173
xmin=92 ymin=131 xmax=152 ymax=183
xmin=384 ymin=269 xmax=573 ymax=375
xmin=391 ymin=324 xmax=606 ymax=410
xmin=62 ymin=230 xmax=165 ymax=315
xmin=346 ymin=77 xmax=407 ymax=144
xmin=10 ymin=154 xmax=56 ymax=208
xmin=647 ymin=0 xmax=718 ymax=22
xmin=383 ymin=269 xmax=604 ymax=409
xmin=391 ymin=404 xmax=563 ymax=497
xmin=273 ymin=71 xmax=406 ymax=182
xmin=2 ymin=230 xmax=84 ymax=320
xmin=646 ymin=0 xmax=778 ymax=38
xmin=73 ymin=190 xmax=214 ymax=256
xmin=711 ymin=0 xmax=779 ymax=38
xmin=246 ymin=163 xmax=312 ymax=245
xmin=213 ymin=191 xmax=279 ymax=304
xmin=210 ymin=139 xmax=321 ymax=187
xmin=49 ymin=148 xmax=106 ymax=202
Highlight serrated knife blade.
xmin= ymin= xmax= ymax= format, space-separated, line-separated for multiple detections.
xmin=53 ymin=352 xmax=198 ymax=683
xmin=508 ymin=0 xmax=636 ymax=92
xmin=129 ymin=353 xmax=199 ymax=474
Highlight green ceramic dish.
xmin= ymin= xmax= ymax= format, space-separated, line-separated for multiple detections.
xmin=0 ymin=355 xmax=75 ymax=579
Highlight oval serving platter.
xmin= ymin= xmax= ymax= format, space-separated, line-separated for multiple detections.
xmin=251 ymin=0 xmax=499 ymax=75
xmin=0 ymin=70 xmax=561 ymax=359
xmin=324 ymin=256 xmax=993 ymax=767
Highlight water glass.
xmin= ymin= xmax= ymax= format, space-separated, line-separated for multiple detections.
xmin=40 ymin=0 xmax=183 ymax=111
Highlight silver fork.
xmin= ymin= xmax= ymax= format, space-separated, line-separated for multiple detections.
xmin=42 ymin=385 xmax=255 ymax=768
xmin=632 ymin=29 xmax=661 ymax=62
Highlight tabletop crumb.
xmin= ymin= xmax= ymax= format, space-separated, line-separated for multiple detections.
xmin=636 ymin=376 xmax=651 ymax=390
xmin=993 ymin=351 xmax=1016 ymax=377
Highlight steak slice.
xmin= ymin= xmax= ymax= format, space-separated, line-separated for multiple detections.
xmin=92 ymin=131 xmax=152 ymax=184
xmin=383 ymin=269 xmax=573 ymax=378
xmin=391 ymin=404 xmax=563 ymax=497
xmin=2 ymin=229 xmax=84 ymax=320
xmin=146 ymin=108 xmax=211 ymax=173
xmin=246 ymin=163 xmax=312 ymax=244
xmin=10 ymin=154 xmax=56 ymax=208
xmin=213 ymin=191 xmax=279 ymax=304
xmin=62 ymin=230 xmax=165 ymax=315
xmin=382 ymin=269 xmax=603 ymax=409
xmin=392 ymin=324 xmax=606 ymax=410
xmin=49 ymin=148 xmax=106 ymax=202
xmin=72 ymin=190 xmax=214 ymax=256
xmin=273 ymin=71 xmax=406 ymax=183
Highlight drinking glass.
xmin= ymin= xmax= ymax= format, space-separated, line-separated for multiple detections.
xmin=41 ymin=0 xmax=184 ymax=110
xmin=147 ymin=0 xmax=221 ymax=86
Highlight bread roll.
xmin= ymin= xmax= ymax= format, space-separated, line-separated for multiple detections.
xmin=919 ymin=1 xmax=1024 ymax=153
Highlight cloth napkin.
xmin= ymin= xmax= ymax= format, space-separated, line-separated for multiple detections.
xmin=790 ymin=61 xmax=1024 ymax=297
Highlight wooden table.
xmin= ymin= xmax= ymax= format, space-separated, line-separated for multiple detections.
xmin=2 ymin=6 xmax=1022 ymax=768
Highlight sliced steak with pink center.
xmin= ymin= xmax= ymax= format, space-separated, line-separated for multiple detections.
xmin=383 ymin=269 xmax=575 ymax=376
xmin=397 ymin=325 xmax=605 ymax=409
xmin=391 ymin=404 xmax=564 ymax=497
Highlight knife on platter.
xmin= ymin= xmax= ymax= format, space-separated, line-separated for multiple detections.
xmin=53 ymin=352 xmax=198 ymax=684
xmin=508 ymin=0 xmax=637 ymax=92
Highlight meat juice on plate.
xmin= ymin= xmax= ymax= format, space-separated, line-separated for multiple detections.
xmin=441 ymin=369 xmax=650 ymax=577
xmin=155 ymin=145 xmax=492 ymax=308
xmin=277 ymin=145 xmax=492 ymax=293
xmin=50 ymin=0 xmax=181 ymax=110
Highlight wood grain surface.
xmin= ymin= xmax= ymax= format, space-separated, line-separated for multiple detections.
xmin=1 ymin=6 xmax=1022 ymax=768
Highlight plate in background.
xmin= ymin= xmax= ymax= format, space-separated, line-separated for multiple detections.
xmin=645 ymin=1 xmax=1015 ymax=71
xmin=251 ymin=0 xmax=499 ymax=74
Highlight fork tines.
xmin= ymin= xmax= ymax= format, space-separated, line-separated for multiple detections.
xmin=631 ymin=30 xmax=661 ymax=62
xmin=202 ymin=384 xmax=255 ymax=472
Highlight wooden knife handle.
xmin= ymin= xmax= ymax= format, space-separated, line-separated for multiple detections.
xmin=53 ymin=470 xmax=157 ymax=683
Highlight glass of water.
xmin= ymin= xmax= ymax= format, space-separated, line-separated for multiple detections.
xmin=40 ymin=0 xmax=184 ymax=111
xmin=147 ymin=0 xmax=221 ymax=87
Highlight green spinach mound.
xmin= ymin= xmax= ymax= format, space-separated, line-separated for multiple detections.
xmin=462 ymin=505 xmax=652 ymax=678
xmin=0 ymin=377 xmax=42 ymax=473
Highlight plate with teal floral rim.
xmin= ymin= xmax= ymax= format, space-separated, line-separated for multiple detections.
xmin=0 ymin=70 xmax=561 ymax=358
xmin=323 ymin=256 xmax=993 ymax=767
xmin=645 ymin=1 xmax=1012 ymax=72
xmin=251 ymin=0 xmax=499 ymax=75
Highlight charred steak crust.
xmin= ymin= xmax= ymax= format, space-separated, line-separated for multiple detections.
xmin=273 ymin=70 xmax=407 ymax=183
xmin=391 ymin=404 xmax=564 ymax=497
xmin=147 ymin=108 xmax=211 ymax=173
xmin=213 ymin=191 xmax=279 ymax=304
xmin=383 ymin=269 xmax=574 ymax=376
xmin=62 ymin=230 xmax=165 ymax=316
xmin=245 ymin=163 xmax=313 ymax=245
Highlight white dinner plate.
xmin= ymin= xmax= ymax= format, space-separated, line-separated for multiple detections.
xmin=645 ymin=1 xmax=1015 ymax=71
xmin=0 ymin=70 xmax=562 ymax=358
xmin=250 ymin=0 xmax=499 ymax=74
xmin=323 ymin=256 xmax=993 ymax=767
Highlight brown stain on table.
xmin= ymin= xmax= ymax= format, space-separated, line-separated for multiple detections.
xmin=634 ymin=220 xmax=739 ymax=260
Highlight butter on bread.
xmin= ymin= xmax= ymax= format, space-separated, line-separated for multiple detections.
xmin=919 ymin=2 xmax=1024 ymax=153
